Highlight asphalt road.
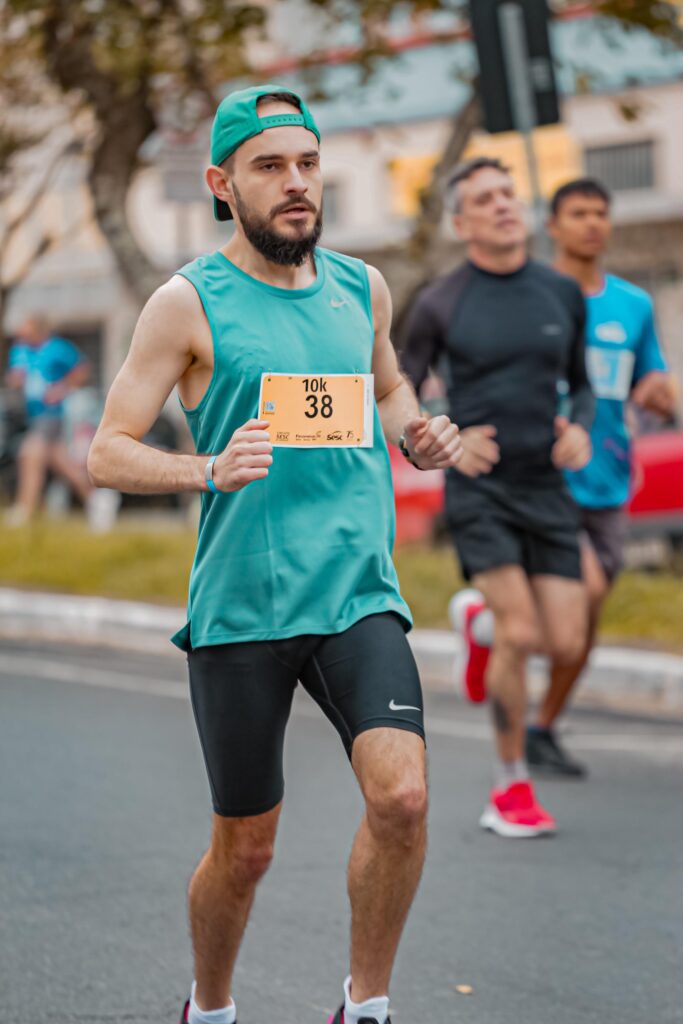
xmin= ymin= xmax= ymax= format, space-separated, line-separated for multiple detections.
xmin=1 ymin=639 xmax=682 ymax=1024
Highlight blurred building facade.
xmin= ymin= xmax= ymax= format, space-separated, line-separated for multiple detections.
xmin=4 ymin=10 xmax=683 ymax=406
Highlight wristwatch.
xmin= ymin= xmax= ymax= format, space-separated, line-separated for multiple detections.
xmin=398 ymin=433 xmax=423 ymax=470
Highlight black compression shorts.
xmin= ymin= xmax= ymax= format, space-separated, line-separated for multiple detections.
xmin=446 ymin=472 xmax=582 ymax=582
xmin=187 ymin=612 xmax=425 ymax=818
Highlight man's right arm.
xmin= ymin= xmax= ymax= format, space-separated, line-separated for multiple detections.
xmin=88 ymin=278 xmax=211 ymax=493
xmin=88 ymin=277 xmax=273 ymax=494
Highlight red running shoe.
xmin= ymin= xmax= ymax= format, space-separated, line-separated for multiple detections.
xmin=479 ymin=780 xmax=557 ymax=838
xmin=449 ymin=589 xmax=490 ymax=703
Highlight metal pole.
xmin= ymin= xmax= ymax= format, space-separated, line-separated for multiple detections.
xmin=498 ymin=2 xmax=552 ymax=260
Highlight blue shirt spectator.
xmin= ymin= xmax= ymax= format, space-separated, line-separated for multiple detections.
xmin=8 ymin=333 xmax=84 ymax=421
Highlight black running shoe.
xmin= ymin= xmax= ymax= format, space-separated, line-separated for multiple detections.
xmin=327 ymin=1009 xmax=391 ymax=1023
xmin=526 ymin=727 xmax=587 ymax=778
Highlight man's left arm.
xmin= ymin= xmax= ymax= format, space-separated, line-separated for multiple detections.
xmin=367 ymin=265 xmax=462 ymax=471
xmin=553 ymin=288 xmax=594 ymax=472
xmin=630 ymin=300 xmax=677 ymax=419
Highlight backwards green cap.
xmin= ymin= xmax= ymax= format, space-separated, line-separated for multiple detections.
xmin=210 ymin=83 xmax=321 ymax=222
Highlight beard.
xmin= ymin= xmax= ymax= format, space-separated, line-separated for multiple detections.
xmin=232 ymin=184 xmax=323 ymax=267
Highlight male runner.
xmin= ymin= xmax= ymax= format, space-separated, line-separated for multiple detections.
xmin=401 ymin=157 xmax=594 ymax=838
xmin=88 ymin=85 xmax=463 ymax=1024
xmin=5 ymin=315 xmax=93 ymax=524
xmin=525 ymin=178 xmax=676 ymax=774
xmin=450 ymin=178 xmax=677 ymax=778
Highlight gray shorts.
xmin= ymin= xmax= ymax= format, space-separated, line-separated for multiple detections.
xmin=27 ymin=416 xmax=64 ymax=443
xmin=580 ymin=506 xmax=628 ymax=583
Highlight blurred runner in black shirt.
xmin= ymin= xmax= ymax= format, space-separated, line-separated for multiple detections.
xmin=401 ymin=158 xmax=594 ymax=839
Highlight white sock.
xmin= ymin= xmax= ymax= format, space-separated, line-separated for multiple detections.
xmin=471 ymin=608 xmax=494 ymax=646
xmin=496 ymin=758 xmax=529 ymax=790
xmin=343 ymin=975 xmax=390 ymax=1024
xmin=188 ymin=982 xmax=236 ymax=1024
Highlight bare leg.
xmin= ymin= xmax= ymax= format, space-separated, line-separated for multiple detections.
xmin=347 ymin=729 xmax=427 ymax=1002
xmin=534 ymin=547 xmax=607 ymax=729
xmin=188 ymin=805 xmax=281 ymax=1010
xmin=48 ymin=441 xmax=92 ymax=504
xmin=473 ymin=566 xmax=541 ymax=764
xmin=15 ymin=432 xmax=49 ymax=518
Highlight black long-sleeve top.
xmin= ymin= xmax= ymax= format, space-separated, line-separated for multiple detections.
xmin=400 ymin=259 xmax=595 ymax=480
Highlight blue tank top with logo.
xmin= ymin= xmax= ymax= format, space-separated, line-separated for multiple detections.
xmin=171 ymin=247 xmax=411 ymax=650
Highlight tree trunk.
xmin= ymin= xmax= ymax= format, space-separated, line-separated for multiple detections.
xmin=88 ymin=90 xmax=165 ymax=304
xmin=393 ymin=88 xmax=482 ymax=334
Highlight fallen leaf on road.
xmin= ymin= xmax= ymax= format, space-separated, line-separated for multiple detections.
xmin=455 ymin=985 xmax=474 ymax=995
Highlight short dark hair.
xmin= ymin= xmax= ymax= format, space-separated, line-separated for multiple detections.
xmin=550 ymin=178 xmax=611 ymax=216
xmin=446 ymin=157 xmax=511 ymax=212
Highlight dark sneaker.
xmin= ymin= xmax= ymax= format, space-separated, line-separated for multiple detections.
xmin=526 ymin=727 xmax=587 ymax=778
xmin=327 ymin=1009 xmax=391 ymax=1024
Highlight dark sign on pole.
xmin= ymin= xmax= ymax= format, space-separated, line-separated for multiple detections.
xmin=470 ymin=0 xmax=560 ymax=135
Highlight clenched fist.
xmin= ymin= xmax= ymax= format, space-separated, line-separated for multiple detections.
xmin=209 ymin=419 xmax=273 ymax=492
xmin=551 ymin=416 xmax=591 ymax=472
xmin=403 ymin=415 xmax=463 ymax=470
xmin=454 ymin=425 xmax=500 ymax=478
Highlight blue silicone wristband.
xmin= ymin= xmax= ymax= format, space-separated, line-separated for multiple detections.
xmin=205 ymin=454 xmax=219 ymax=495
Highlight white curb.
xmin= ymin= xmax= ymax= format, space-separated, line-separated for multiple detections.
xmin=1 ymin=587 xmax=682 ymax=715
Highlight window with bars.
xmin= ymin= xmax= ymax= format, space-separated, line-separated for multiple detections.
xmin=584 ymin=141 xmax=655 ymax=192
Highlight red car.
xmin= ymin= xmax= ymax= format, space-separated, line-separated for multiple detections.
xmin=390 ymin=430 xmax=683 ymax=547
xmin=628 ymin=430 xmax=683 ymax=546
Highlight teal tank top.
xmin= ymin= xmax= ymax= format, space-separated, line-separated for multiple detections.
xmin=171 ymin=247 xmax=412 ymax=651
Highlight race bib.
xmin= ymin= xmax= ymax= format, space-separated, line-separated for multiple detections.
xmin=258 ymin=373 xmax=374 ymax=448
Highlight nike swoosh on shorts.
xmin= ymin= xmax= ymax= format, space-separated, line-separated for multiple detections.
xmin=389 ymin=699 xmax=421 ymax=712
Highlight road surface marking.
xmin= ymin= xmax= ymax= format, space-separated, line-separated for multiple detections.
xmin=3 ymin=654 xmax=682 ymax=762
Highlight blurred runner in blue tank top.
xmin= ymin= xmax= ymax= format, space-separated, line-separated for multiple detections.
xmin=88 ymin=85 xmax=463 ymax=1024
xmin=4 ymin=315 xmax=93 ymax=526
xmin=525 ymin=179 xmax=677 ymax=775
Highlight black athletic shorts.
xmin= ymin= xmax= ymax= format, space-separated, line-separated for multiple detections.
xmin=580 ymin=506 xmax=627 ymax=582
xmin=187 ymin=612 xmax=425 ymax=818
xmin=446 ymin=471 xmax=582 ymax=582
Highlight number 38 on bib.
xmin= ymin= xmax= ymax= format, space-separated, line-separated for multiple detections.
xmin=258 ymin=373 xmax=374 ymax=448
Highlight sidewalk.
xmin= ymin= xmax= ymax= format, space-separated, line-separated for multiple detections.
xmin=1 ymin=587 xmax=682 ymax=717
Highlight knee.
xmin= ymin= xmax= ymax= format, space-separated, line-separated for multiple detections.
xmin=366 ymin=777 xmax=428 ymax=844
xmin=496 ymin=615 xmax=539 ymax=660
xmin=548 ymin=628 xmax=586 ymax=667
xmin=18 ymin=441 xmax=43 ymax=467
xmin=212 ymin=832 xmax=275 ymax=889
